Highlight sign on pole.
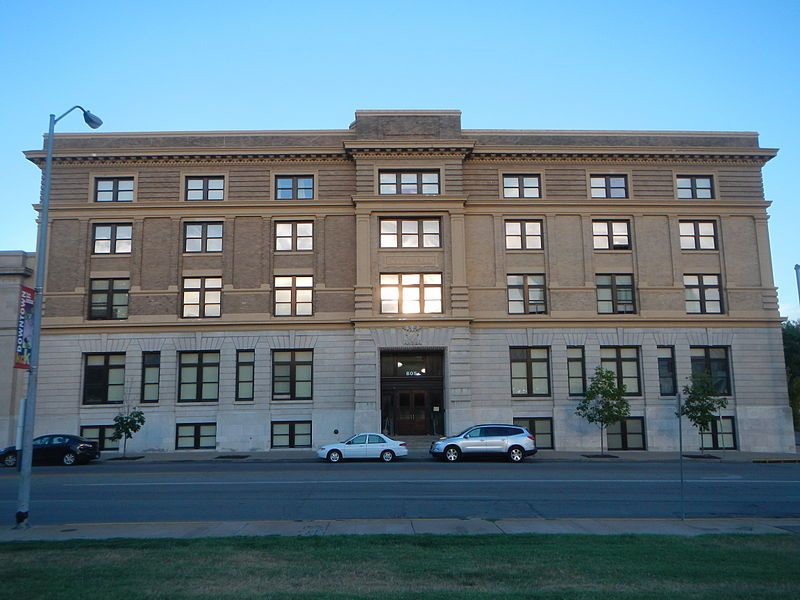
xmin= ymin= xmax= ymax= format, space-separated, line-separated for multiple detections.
xmin=14 ymin=286 xmax=35 ymax=370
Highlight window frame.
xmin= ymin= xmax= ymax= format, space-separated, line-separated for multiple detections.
xmin=596 ymin=273 xmax=636 ymax=314
xmin=79 ymin=425 xmax=120 ymax=451
xmin=606 ymin=417 xmax=646 ymax=450
xmin=88 ymin=278 xmax=130 ymax=320
xmin=181 ymin=276 xmax=223 ymax=318
xmin=140 ymin=351 xmax=160 ymax=404
xmin=679 ymin=220 xmax=718 ymax=251
xmin=271 ymin=420 xmax=313 ymax=448
xmin=504 ymin=220 xmax=543 ymax=251
xmin=379 ymin=218 xmax=441 ymax=249
xmin=700 ymin=416 xmax=737 ymax=450
xmin=82 ymin=353 xmax=126 ymax=406
xmin=378 ymin=170 xmax=440 ymax=195
xmin=506 ymin=274 xmax=547 ymax=315
xmin=690 ymin=346 xmax=732 ymax=396
xmin=502 ymin=174 xmax=541 ymax=199
xmin=590 ymin=174 xmax=628 ymax=199
xmin=567 ymin=346 xmax=586 ymax=397
xmin=177 ymin=351 xmax=220 ymax=403
xmin=677 ymin=175 xmax=715 ymax=199
xmin=509 ymin=346 xmax=552 ymax=397
xmin=94 ymin=177 xmax=135 ymax=203
xmin=684 ymin=274 xmax=723 ymax=314
xmin=274 ymin=221 xmax=314 ymax=252
xmin=236 ymin=349 xmax=255 ymax=402
xmin=272 ymin=350 xmax=313 ymax=401
xmin=600 ymin=346 xmax=641 ymax=396
xmin=512 ymin=417 xmax=554 ymax=449
xmin=275 ymin=175 xmax=315 ymax=200
xmin=175 ymin=423 xmax=217 ymax=450
xmin=273 ymin=275 xmax=314 ymax=317
xmin=379 ymin=273 xmax=443 ymax=315
xmin=183 ymin=222 xmax=224 ymax=253
xmin=185 ymin=176 xmax=225 ymax=202
xmin=592 ymin=219 xmax=631 ymax=250
xmin=92 ymin=223 xmax=132 ymax=255
xmin=657 ymin=346 xmax=677 ymax=397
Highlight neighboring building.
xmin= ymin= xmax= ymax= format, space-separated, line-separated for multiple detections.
xmin=0 ymin=251 xmax=34 ymax=448
xmin=21 ymin=110 xmax=794 ymax=453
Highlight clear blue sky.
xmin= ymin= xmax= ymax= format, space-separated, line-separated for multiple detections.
xmin=2 ymin=0 xmax=798 ymax=318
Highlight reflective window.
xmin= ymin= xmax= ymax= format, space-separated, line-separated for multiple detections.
xmin=679 ymin=221 xmax=717 ymax=250
xmin=596 ymin=274 xmax=636 ymax=314
xmin=176 ymin=423 xmax=216 ymax=449
xmin=274 ymin=275 xmax=313 ymax=316
xmin=95 ymin=177 xmax=134 ymax=202
xmin=184 ymin=222 xmax=223 ymax=253
xmin=182 ymin=277 xmax=222 ymax=318
xmin=567 ymin=346 xmax=586 ymax=396
xmin=141 ymin=352 xmax=160 ymax=403
xmin=510 ymin=347 xmax=551 ymax=396
xmin=80 ymin=425 xmax=120 ymax=451
xmin=93 ymin=224 xmax=132 ymax=254
xmin=276 ymin=176 xmax=314 ymax=200
xmin=380 ymin=273 xmax=442 ymax=314
xmin=607 ymin=417 xmax=646 ymax=450
xmin=513 ymin=417 xmax=553 ymax=449
xmin=592 ymin=220 xmax=631 ymax=250
xmin=272 ymin=421 xmax=312 ymax=448
xmin=507 ymin=274 xmax=546 ymax=314
xmin=236 ymin=350 xmax=255 ymax=401
xmin=89 ymin=279 xmax=129 ymax=320
xmin=677 ymin=175 xmax=714 ymax=199
xmin=379 ymin=171 xmax=440 ymax=195
xmin=684 ymin=274 xmax=723 ymax=314
xmin=186 ymin=176 xmax=224 ymax=201
xmin=700 ymin=416 xmax=736 ymax=450
xmin=82 ymin=353 xmax=125 ymax=405
xmin=504 ymin=220 xmax=543 ymax=250
xmin=690 ymin=346 xmax=731 ymax=396
xmin=380 ymin=218 xmax=440 ymax=248
xmin=272 ymin=350 xmax=313 ymax=401
xmin=600 ymin=346 xmax=641 ymax=395
xmin=590 ymin=175 xmax=628 ymax=199
xmin=503 ymin=174 xmax=541 ymax=198
xmin=275 ymin=221 xmax=313 ymax=251
xmin=657 ymin=346 xmax=676 ymax=396
xmin=178 ymin=351 xmax=220 ymax=402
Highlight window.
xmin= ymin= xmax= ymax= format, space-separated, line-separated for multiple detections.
xmin=184 ymin=223 xmax=223 ymax=253
xmin=93 ymin=224 xmax=132 ymax=254
xmin=271 ymin=421 xmax=312 ymax=448
xmin=503 ymin=174 xmax=540 ymax=198
xmin=275 ymin=222 xmax=313 ymax=251
xmin=236 ymin=350 xmax=255 ymax=401
xmin=274 ymin=276 xmax=313 ymax=316
xmin=141 ymin=352 xmax=160 ymax=403
xmin=600 ymin=347 xmax=640 ymax=395
xmin=592 ymin=220 xmax=631 ymax=250
xmin=677 ymin=175 xmax=714 ymax=199
xmin=679 ymin=221 xmax=717 ymax=250
xmin=504 ymin=220 xmax=543 ymax=250
xmin=276 ymin=176 xmax=314 ymax=200
xmin=507 ymin=274 xmax=546 ymax=314
xmin=82 ymin=353 xmax=125 ymax=405
xmin=510 ymin=347 xmax=551 ymax=397
xmin=379 ymin=171 xmax=440 ymax=195
xmin=89 ymin=279 xmax=129 ymax=320
xmin=185 ymin=176 xmax=224 ymax=201
xmin=590 ymin=175 xmax=628 ymax=199
xmin=379 ymin=218 xmax=440 ymax=248
xmin=690 ymin=346 xmax=731 ymax=396
xmin=182 ymin=277 xmax=222 ymax=318
xmin=607 ymin=417 xmax=646 ymax=450
xmin=700 ymin=416 xmax=736 ymax=450
xmin=176 ymin=423 xmax=216 ymax=449
xmin=178 ymin=351 xmax=220 ymax=402
xmin=512 ymin=417 xmax=553 ymax=449
xmin=95 ymin=177 xmax=134 ymax=202
xmin=657 ymin=346 xmax=676 ymax=396
xmin=567 ymin=346 xmax=586 ymax=396
xmin=380 ymin=273 xmax=442 ymax=314
xmin=80 ymin=425 xmax=119 ymax=451
xmin=596 ymin=274 xmax=636 ymax=314
xmin=684 ymin=274 xmax=723 ymax=314
xmin=272 ymin=350 xmax=313 ymax=401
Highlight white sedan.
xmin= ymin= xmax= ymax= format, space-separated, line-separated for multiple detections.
xmin=317 ymin=433 xmax=408 ymax=463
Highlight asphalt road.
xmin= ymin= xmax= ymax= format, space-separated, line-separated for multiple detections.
xmin=1 ymin=459 xmax=799 ymax=526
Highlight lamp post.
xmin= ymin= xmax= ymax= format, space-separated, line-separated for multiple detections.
xmin=795 ymin=264 xmax=799 ymax=307
xmin=14 ymin=106 xmax=102 ymax=528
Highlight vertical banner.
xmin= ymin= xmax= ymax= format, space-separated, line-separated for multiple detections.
xmin=14 ymin=286 xmax=35 ymax=370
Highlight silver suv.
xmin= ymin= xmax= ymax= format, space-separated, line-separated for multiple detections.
xmin=430 ymin=424 xmax=537 ymax=463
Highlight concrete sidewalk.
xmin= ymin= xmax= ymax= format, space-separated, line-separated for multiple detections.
xmin=3 ymin=517 xmax=800 ymax=542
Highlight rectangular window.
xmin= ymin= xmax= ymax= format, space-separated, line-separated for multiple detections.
xmin=272 ymin=350 xmax=313 ymax=401
xmin=236 ymin=350 xmax=255 ymax=402
xmin=596 ymin=274 xmax=636 ymax=314
xmin=92 ymin=224 xmax=132 ymax=254
xmin=184 ymin=223 xmax=223 ymax=253
xmin=567 ymin=346 xmax=586 ymax=396
xmin=512 ymin=417 xmax=553 ymax=449
xmin=80 ymin=425 xmax=120 ymax=451
xmin=690 ymin=346 xmax=731 ymax=396
xmin=510 ymin=347 xmax=551 ymax=397
xmin=590 ymin=175 xmax=628 ymax=199
xmin=141 ymin=352 xmax=160 ymax=403
xmin=503 ymin=174 xmax=541 ymax=198
xmin=684 ymin=274 xmax=723 ymax=314
xmin=379 ymin=171 xmax=440 ymax=195
xmin=379 ymin=218 xmax=440 ymax=248
xmin=657 ymin=346 xmax=677 ymax=396
xmin=379 ymin=273 xmax=442 ymax=314
xmin=607 ymin=417 xmax=646 ymax=450
xmin=700 ymin=416 xmax=737 ymax=450
xmin=186 ymin=176 xmax=224 ymax=201
xmin=182 ymin=277 xmax=222 ymax=318
xmin=600 ymin=346 xmax=641 ymax=395
xmin=95 ymin=177 xmax=134 ymax=202
xmin=274 ymin=276 xmax=313 ymax=316
xmin=82 ymin=353 xmax=125 ymax=405
xmin=275 ymin=176 xmax=314 ymax=200
xmin=507 ymin=274 xmax=546 ymax=314
xmin=504 ymin=220 xmax=543 ymax=250
xmin=89 ymin=279 xmax=129 ymax=320
xmin=271 ymin=421 xmax=312 ymax=448
xmin=677 ymin=175 xmax=714 ymax=199
xmin=679 ymin=221 xmax=717 ymax=250
xmin=592 ymin=220 xmax=631 ymax=250
xmin=176 ymin=423 xmax=216 ymax=449
xmin=178 ymin=351 xmax=220 ymax=402
xmin=275 ymin=222 xmax=314 ymax=251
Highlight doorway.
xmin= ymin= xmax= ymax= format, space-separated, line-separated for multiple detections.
xmin=380 ymin=351 xmax=444 ymax=436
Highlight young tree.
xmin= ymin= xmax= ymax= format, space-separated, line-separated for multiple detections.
xmin=111 ymin=406 xmax=146 ymax=457
xmin=679 ymin=372 xmax=728 ymax=453
xmin=575 ymin=366 xmax=630 ymax=455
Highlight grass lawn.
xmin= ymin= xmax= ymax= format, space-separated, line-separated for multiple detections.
xmin=1 ymin=534 xmax=798 ymax=599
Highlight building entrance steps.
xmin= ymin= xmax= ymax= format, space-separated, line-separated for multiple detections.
xmin=395 ymin=435 xmax=440 ymax=450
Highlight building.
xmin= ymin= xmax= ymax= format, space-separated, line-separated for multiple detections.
xmin=21 ymin=110 xmax=794 ymax=453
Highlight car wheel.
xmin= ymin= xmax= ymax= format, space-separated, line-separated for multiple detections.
xmin=380 ymin=450 xmax=395 ymax=463
xmin=62 ymin=452 xmax=78 ymax=466
xmin=327 ymin=449 xmax=342 ymax=463
xmin=3 ymin=453 xmax=17 ymax=468
xmin=508 ymin=446 xmax=525 ymax=463
xmin=444 ymin=446 xmax=461 ymax=463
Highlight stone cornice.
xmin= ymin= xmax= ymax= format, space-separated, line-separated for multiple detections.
xmin=469 ymin=147 xmax=777 ymax=165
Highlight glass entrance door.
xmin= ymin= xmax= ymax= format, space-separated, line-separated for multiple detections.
xmin=397 ymin=390 xmax=427 ymax=435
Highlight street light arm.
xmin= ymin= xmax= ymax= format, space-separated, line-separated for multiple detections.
xmin=53 ymin=105 xmax=86 ymax=124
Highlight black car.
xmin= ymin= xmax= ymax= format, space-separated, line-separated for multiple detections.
xmin=1 ymin=434 xmax=100 ymax=467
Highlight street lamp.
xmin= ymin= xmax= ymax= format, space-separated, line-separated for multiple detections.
xmin=14 ymin=106 xmax=102 ymax=528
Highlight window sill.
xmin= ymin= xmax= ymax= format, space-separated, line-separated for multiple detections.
xmin=81 ymin=403 xmax=123 ymax=408
xmin=176 ymin=401 xmax=220 ymax=405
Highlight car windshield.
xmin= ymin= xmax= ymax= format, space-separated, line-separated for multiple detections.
xmin=454 ymin=427 xmax=474 ymax=438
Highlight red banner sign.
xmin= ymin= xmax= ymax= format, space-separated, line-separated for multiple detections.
xmin=14 ymin=286 xmax=35 ymax=369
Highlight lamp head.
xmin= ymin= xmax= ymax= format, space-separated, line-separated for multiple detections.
xmin=82 ymin=110 xmax=103 ymax=129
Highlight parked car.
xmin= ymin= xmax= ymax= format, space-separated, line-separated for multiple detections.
xmin=430 ymin=424 xmax=537 ymax=463
xmin=317 ymin=433 xmax=408 ymax=463
xmin=0 ymin=434 xmax=100 ymax=467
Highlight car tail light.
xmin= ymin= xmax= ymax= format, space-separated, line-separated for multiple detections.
xmin=527 ymin=435 xmax=535 ymax=442
xmin=78 ymin=443 xmax=92 ymax=450
xmin=400 ymin=442 xmax=407 ymax=447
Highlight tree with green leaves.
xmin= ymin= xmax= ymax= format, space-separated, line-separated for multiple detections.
xmin=111 ymin=406 xmax=146 ymax=457
xmin=679 ymin=372 xmax=728 ymax=453
xmin=575 ymin=366 xmax=630 ymax=455
xmin=783 ymin=320 xmax=800 ymax=430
